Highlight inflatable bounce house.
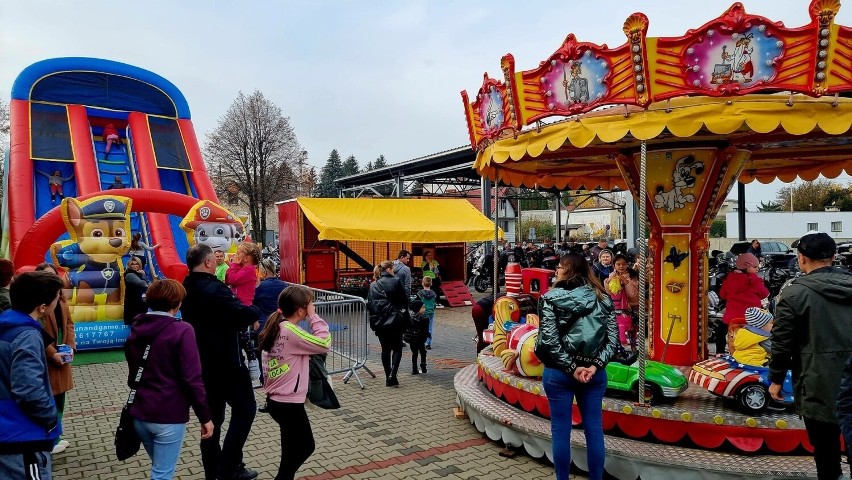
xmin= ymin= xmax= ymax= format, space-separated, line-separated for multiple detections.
xmin=1 ymin=58 xmax=244 ymax=349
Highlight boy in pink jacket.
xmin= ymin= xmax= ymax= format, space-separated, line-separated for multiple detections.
xmin=258 ymin=285 xmax=330 ymax=480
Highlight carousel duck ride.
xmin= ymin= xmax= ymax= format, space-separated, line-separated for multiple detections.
xmin=455 ymin=1 xmax=852 ymax=478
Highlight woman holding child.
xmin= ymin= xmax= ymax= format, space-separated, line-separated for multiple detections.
xmin=367 ymin=260 xmax=409 ymax=387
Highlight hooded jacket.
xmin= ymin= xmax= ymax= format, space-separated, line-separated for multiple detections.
xmin=0 ymin=310 xmax=59 ymax=454
xmin=125 ymin=313 xmax=211 ymax=425
xmin=769 ymin=266 xmax=852 ymax=423
xmin=262 ymin=314 xmax=330 ymax=404
xmin=719 ymin=270 xmax=769 ymax=325
xmin=535 ymin=280 xmax=619 ymax=373
xmin=732 ymin=327 xmax=770 ymax=366
xmin=417 ymin=288 xmax=437 ymax=315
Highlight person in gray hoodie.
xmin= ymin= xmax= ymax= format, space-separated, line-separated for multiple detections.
xmin=0 ymin=271 xmax=64 ymax=479
xmin=769 ymin=232 xmax=852 ymax=480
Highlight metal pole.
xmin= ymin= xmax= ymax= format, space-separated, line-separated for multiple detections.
xmin=637 ymin=141 xmax=648 ymax=406
xmin=493 ymin=170 xmax=500 ymax=300
xmin=737 ymin=182 xmax=746 ymax=241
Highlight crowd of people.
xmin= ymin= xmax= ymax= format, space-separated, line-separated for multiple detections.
xmin=0 ymin=240 xmax=337 ymax=480
xmin=528 ymin=232 xmax=852 ymax=480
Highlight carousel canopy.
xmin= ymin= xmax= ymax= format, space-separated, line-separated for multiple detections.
xmin=296 ymin=197 xmax=502 ymax=243
xmin=462 ymin=0 xmax=852 ymax=190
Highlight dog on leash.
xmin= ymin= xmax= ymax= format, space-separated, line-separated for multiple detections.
xmin=51 ymin=196 xmax=132 ymax=321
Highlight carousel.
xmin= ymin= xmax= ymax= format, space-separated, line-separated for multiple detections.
xmin=454 ymin=1 xmax=852 ymax=478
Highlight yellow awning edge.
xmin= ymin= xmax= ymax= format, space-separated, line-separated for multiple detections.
xmin=296 ymin=198 xmax=503 ymax=243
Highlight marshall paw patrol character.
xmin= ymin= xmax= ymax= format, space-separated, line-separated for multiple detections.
xmin=50 ymin=196 xmax=132 ymax=321
xmin=179 ymin=200 xmax=245 ymax=254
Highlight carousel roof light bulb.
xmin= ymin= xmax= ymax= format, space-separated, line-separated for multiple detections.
xmin=758 ymin=24 xmax=766 ymax=32
xmin=819 ymin=50 xmax=828 ymax=58
xmin=707 ymin=29 xmax=715 ymax=37
xmin=693 ymin=65 xmax=700 ymax=72
xmin=819 ymin=61 xmax=827 ymax=69
xmin=687 ymin=47 xmax=695 ymax=55
xmin=816 ymin=72 xmax=826 ymax=81
xmin=632 ymin=44 xmax=641 ymax=53
xmin=634 ymin=64 xmax=643 ymax=72
xmin=821 ymin=28 xmax=830 ymax=37
xmin=633 ymin=54 xmax=642 ymax=63
xmin=548 ymin=103 xmax=555 ymax=109
xmin=637 ymin=84 xmax=645 ymax=92
xmin=635 ymin=74 xmax=644 ymax=82
xmin=693 ymin=80 xmax=701 ymax=87
xmin=776 ymin=40 xmax=784 ymax=48
xmin=540 ymin=77 xmax=547 ymax=83
xmin=765 ymin=59 xmax=774 ymax=66
xmin=820 ymin=39 xmax=829 ymax=47
xmin=732 ymin=33 xmax=740 ymax=40
xmin=545 ymin=90 xmax=552 ymax=96
xmin=551 ymin=59 xmax=557 ymax=66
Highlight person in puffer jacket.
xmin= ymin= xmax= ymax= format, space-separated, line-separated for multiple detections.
xmin=0 ymin=272 xmax=64 ymax=479
xmin=259 ymin=285 xmax=330 ymax=480
xmin=535 ymin=253 xmax=618 ymax=480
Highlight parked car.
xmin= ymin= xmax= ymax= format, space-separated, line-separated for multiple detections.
xmin=605 ymin=351 xmax=688 ymax=404
xmin=689 ymin=355 xmax=794 ymax=414
xmin=728 ymin=240 xmax=794 ymax=269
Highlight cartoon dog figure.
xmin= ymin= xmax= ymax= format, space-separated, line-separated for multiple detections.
xmin=51 ymin=196 xmax=132 ymax=321
xmin=653 ymin=155 xmax=705 ymax=212
xmin=180 ymin=200 xmax=245 ymax=253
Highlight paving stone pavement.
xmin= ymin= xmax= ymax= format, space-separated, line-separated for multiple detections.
xmin=54 ymin=293 xmax=586 ymax=479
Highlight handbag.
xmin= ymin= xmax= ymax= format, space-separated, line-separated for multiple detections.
xmin=371 ymin=282 xmax=411 ymax=331
xmin=115 ymin=322 xmax=169 ymax=461
xmin=307 ymin=354 xmax=340 ymax=410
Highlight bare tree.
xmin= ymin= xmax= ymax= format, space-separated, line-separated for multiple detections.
xmin=205 ymin=91 xmax=302 ymax=244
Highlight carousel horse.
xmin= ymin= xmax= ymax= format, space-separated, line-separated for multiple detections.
xmin=490 ymin=296 xmax=544 ymax=377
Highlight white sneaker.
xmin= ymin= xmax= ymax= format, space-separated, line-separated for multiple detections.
xmin=51 ymin=440 xmax=69 ymax=454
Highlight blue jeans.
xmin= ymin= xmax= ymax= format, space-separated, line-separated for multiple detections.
xmin=133 ymin=419 xmax=187 ymax=480
xmin=426 ymin=313 xmax=434 ymax=346
xmin=542 ymin=366 xmax=607 ymax=480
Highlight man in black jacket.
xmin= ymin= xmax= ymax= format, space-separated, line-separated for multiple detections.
xmin=182 ymin=244 xmax=261 ymax=480
xmin=769 ymin=232 xmax=852 ymax=480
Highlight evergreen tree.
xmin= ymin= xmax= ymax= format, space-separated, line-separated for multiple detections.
xmin=315 ymin=149 xmax=343 ymax=197
xmin=364 ymin=161 xmax=374 ymax=171
xmin=342 ymin=155 xmax=360 ymax=177
xmin=373 ymin=154 xmax=388 ymax=169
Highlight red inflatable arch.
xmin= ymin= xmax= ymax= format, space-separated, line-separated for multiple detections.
xmin=15 ymin=189 xmax=199 ymax=280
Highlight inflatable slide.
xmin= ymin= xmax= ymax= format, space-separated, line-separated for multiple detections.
xmin=1 ymin=58 xmax=242 ymax=349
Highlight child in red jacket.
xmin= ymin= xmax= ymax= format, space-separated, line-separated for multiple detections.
xmin=718 ymin=252 xmax=768 ymax=354
xmin=259 ymin=285 xmax=330 ymax=480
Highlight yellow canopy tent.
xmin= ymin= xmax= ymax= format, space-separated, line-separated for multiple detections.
xmin=296 ymin=197 xmax=503 ymax=243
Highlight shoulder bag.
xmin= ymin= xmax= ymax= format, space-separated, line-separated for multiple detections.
xmin=115 ymin=322 xmax=170 ymax=461
xmin=378 ymin=282 xmax=411 ymax=331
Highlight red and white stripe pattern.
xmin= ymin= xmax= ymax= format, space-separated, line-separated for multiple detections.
xmin=689 ymin=357 xmax=760 ymax=397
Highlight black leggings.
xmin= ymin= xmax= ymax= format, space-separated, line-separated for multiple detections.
xmin=714 ymin=321 xmax=729 ymax=355
xmin=377 ymin=330 xmax=403 ymax=378
xmin=410 ymin=342 xmax=427 ymax=368
xmin=267 ymin=400 xmax=315 ymax=480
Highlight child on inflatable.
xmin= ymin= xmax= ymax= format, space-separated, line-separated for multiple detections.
xmin=732 ymin=307 xmax=773 ymax=366
xmin=102 ymin=123 xmax=122 ymax=159
xmin=35 ymin=169 xmax=74 ymax=203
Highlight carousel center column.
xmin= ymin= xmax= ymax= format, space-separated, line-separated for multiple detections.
xmin=616 ymin=146 xmax=751 ymax=365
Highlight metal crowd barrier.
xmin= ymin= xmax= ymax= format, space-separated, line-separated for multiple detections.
xmin=304 ymin=286 xmax=375 ymax=389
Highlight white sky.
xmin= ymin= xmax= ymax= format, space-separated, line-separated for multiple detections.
xmin=2 ymin=0 xmax=848 ymax=208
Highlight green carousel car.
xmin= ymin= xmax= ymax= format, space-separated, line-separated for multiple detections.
xmin=605 ymin=352 xmax=688 ymax=404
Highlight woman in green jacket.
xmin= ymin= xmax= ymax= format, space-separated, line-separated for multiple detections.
xmin=535 ymin=253 xmax=619 ymax=480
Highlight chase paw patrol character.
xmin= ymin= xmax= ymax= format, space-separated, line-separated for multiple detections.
xmin=180 ymin=200 xmax=245 ymax=254
xmin=50 ymin=196 xmax=132 ymax=321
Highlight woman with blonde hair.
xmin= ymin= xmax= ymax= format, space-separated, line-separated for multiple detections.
xmin=259 ymin=285 xmax=330 ymax=480
xmin=535 ymin=253 xmax=619 ymax=480
xmin=367 ymin=260 xmax=408 ymax=386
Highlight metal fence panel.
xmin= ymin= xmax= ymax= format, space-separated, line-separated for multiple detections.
xmin=305 ymin=286 xmax=375 ymax=388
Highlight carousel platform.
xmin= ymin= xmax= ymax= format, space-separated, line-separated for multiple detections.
xmin=455 ymin=360 xmax=818 ymax=479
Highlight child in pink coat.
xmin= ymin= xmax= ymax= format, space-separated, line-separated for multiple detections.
xmin=259 ymin=285 xmax=330 ymax=480
xmin=225 ymin=242 xmax=261 ymax=306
